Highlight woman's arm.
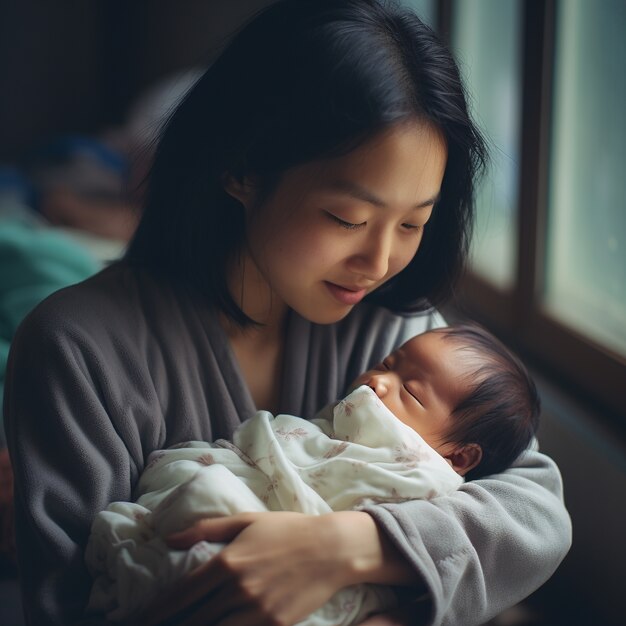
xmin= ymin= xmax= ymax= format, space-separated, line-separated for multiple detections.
xmin=5 ymin=306 xmax=139 ymax=625
xmin=363 ymin=446 xmax=572 ymax=626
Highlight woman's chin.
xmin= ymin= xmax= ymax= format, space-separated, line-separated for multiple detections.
xmin=303 ymin=305 xmax=355 ymax=325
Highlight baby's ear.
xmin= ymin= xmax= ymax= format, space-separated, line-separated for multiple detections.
xmin=442 ymin=443 xmax=482 ymax=476
xmin=222 ymin=172 xmax=258 ymax=209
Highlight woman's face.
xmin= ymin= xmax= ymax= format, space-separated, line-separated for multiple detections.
xmin=231 ymin=120 xmax=447 ymax=325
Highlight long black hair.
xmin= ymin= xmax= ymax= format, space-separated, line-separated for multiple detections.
xmin=126 ymin=0 xmax=487 ymax=324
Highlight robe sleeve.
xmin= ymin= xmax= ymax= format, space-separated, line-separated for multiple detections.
xmin=4 ymin=302 xmax=138 ymax=625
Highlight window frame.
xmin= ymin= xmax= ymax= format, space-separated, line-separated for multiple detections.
xmin=441 ymin=0 xmax=626 ymax=423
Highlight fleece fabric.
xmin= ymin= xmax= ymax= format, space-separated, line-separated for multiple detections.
xmin=4 ymin=262 xmax=571 ymax=625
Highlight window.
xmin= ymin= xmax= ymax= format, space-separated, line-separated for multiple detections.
xmin=400 ymin=0 xmax=437 ymax=28
xmin=544 ymin=0 xmax=626 ymax=359
xmin=451 ymin=0 xmax=523 ymax=291
xmin=445 ymin=0 xmax=626 ymax=421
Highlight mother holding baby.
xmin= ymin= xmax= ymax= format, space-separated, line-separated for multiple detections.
xmin=4 ymin=1 xmax=571 ymax=625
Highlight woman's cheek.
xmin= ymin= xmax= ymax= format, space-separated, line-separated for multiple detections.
xmin=281 ymin=223 xmax=343 ymax=267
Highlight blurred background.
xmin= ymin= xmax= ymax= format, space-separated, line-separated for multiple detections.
xmin=0 ymin=1 xmax=624 ymax=625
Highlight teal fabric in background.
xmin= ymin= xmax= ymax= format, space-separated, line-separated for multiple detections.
xmin=0 ymin=220 xmax=100 ymax=444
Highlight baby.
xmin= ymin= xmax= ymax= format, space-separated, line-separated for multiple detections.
xmin=85 ymin=324 xmax=540 ymax=624
xmin=348 ymin=323 xmax=541 ymax=481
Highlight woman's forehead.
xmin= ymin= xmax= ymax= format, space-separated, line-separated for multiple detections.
xmin=277 ymin=121 xmax=447 ymax=206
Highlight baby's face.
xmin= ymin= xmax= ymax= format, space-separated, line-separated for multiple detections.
xmin=350 ymin=330 xmax=471 ymax=448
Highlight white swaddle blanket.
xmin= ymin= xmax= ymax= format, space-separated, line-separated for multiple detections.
xmin=85 ymin=385 xmax=463 ymax=623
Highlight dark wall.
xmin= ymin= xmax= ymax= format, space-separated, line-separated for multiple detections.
xmin=0 ymin=0 xmax=273 ymax=162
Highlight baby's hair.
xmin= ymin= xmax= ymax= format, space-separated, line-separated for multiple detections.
xmin=438 ymin=324 xmax=540 ymax=480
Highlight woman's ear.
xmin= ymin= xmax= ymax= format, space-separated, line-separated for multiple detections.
xmin=442 ymin=443 xmax=482 ymax=476
xmin=222 ymin=172 xmax=258 ymax=209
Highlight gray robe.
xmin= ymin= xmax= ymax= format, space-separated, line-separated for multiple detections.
xmin=4 ymin=262 xmax=571 ymax=625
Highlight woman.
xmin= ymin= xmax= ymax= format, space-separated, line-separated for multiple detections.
xmin=4 ymin=1 xmax=571 ymax=624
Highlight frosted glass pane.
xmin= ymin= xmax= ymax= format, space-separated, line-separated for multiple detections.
xmin=452 ymin=0 xmax=522 ymax=290
xmin=544 ymin=0 xmax=626 ymax=358
xmin=400 ymin=0 xmax=436 ymax=27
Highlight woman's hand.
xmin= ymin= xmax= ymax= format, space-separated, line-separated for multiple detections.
xmin=135 ymin=510 xmax=420 ymax=626
xmin=137 ymin=511 xmax=353 ymax=626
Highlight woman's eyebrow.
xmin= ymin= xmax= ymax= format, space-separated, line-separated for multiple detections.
xmin=325 ymin=179 xmax=439 ymax=210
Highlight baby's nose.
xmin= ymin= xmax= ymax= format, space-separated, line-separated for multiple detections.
xmin=367 ymin=374 xmax=389 ymax=397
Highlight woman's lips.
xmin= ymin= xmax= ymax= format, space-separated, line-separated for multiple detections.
xmin=324 ymin=281 xmax=367 ymax=305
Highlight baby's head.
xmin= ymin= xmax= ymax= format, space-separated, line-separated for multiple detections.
xmin=350 ymin=324 xmax=540 ymax=480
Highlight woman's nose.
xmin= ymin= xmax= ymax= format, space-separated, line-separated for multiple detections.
xmin=348 ymin=231 xmax=391 ymax=281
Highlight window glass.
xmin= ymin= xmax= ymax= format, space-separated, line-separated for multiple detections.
xmin=400 ymin=0 xmax=436 ymax=28
xmin=544 ymin=0 xmax=626 ymax=357
xmin=451 ymin=0 xmax=523 ymax=290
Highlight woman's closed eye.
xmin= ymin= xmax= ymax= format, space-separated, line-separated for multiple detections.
xmin=324 ymin=211 xmax=366 ymax=230
xmin=324 ymin=210 xmax=425 ymax=234
xmin=401 ymin=222 xmax=423 ymax=232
